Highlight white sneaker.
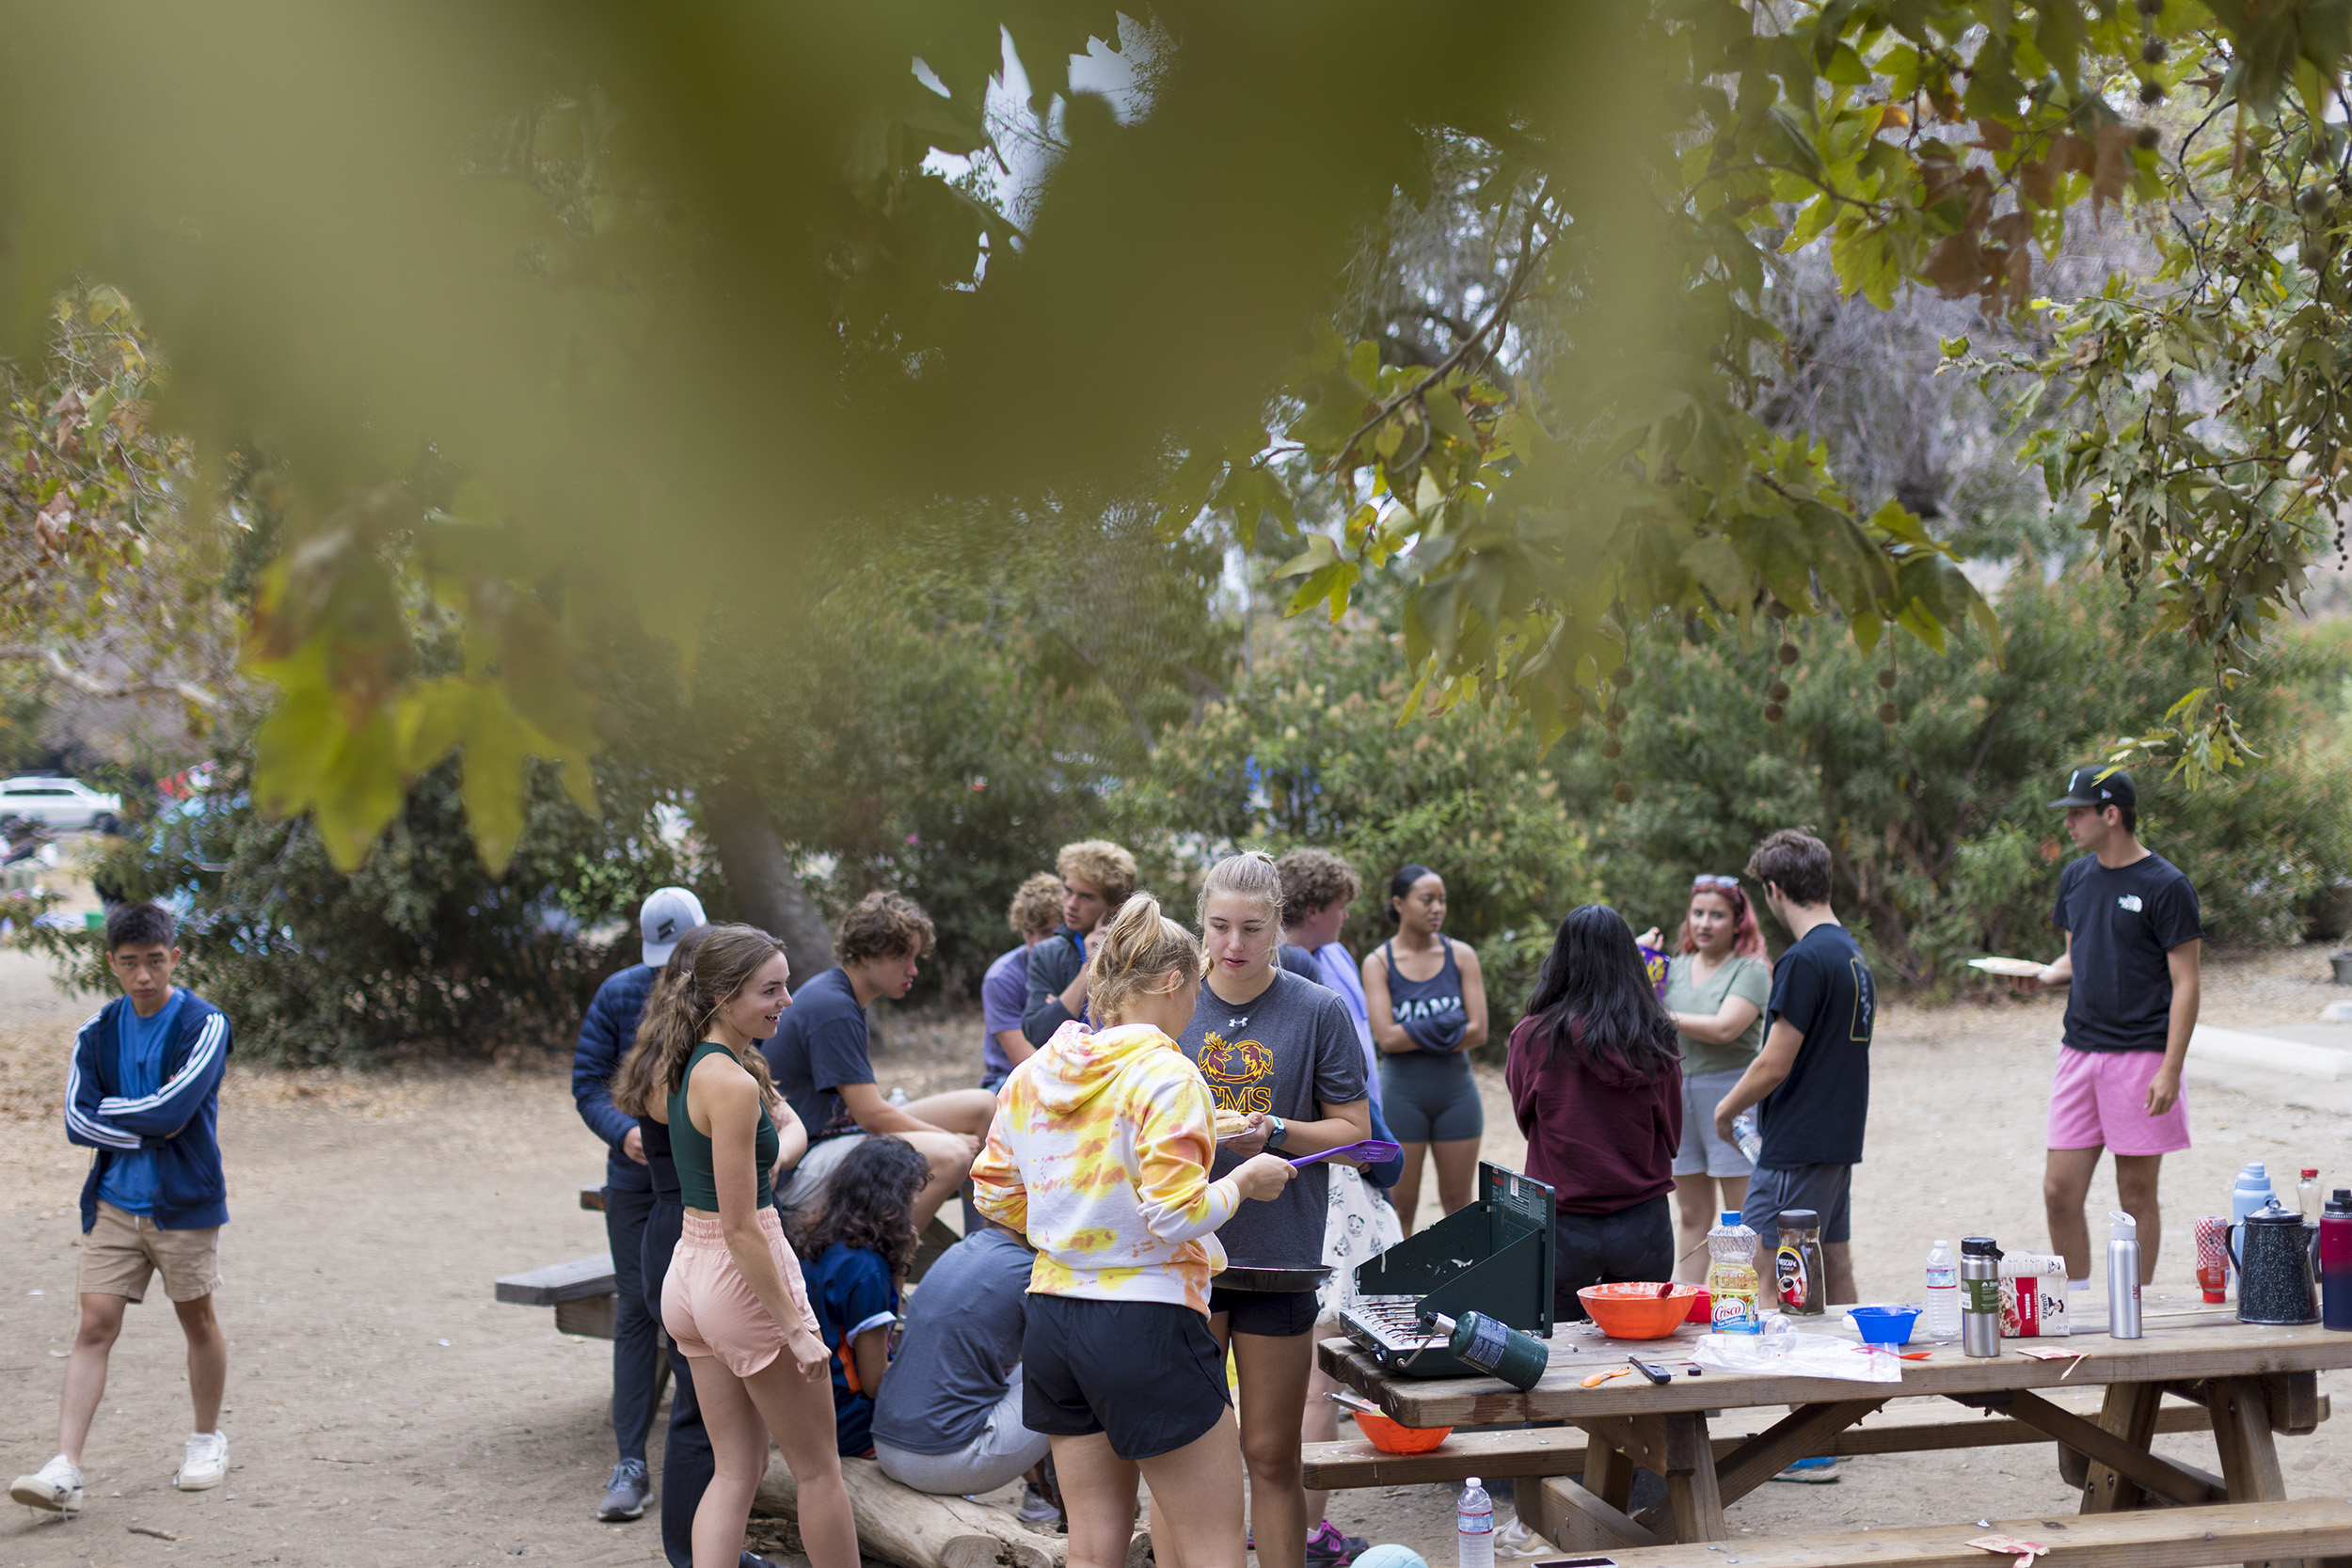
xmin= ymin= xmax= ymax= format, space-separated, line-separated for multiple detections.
xmin=9 ymin=1454 xmax=84 ymax=1514
xmin=175 ymin=1433 xmax=227 ymax=1491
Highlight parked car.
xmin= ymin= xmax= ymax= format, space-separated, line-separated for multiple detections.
xmin=0 ymin=775 xmax=122 ymax=833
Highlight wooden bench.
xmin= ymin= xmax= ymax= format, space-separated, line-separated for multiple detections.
xmin=495 ymin=1252 xmax=621 ymax=1339
xmin=1542 ymin=1496 xmax=2352 ymax=1566
xmin=1302 ymin=1386 xmax=2330 ymax=1489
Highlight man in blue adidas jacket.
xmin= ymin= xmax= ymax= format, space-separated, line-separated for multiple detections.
xmin=10 ymin=902 xmax=233 ymax=1518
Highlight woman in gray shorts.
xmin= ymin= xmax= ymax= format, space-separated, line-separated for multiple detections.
xmin=1364 ymin=865 xmax=1488 ymax=1236
xmin=1641 ymin=876 xmax=1771 ymax=1281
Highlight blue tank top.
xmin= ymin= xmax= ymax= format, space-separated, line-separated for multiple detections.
xmin=1383 ymin=941 xmax=1468 ymax=1053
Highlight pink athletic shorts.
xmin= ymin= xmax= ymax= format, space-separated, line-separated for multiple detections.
xmin=661 ymin=1206 xmax=817 ymax=1378
xmin=2046 ymin=1045 xmax=2190 ymax=1156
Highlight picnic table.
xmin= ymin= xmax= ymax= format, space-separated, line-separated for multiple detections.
xmin=1319 ymin=1307 xmax=2352 ymax=1567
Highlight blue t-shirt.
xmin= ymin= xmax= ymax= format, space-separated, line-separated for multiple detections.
xmin=803 ymin=1241 xmax=898 ymax=1456
xmin=869 ymin=1227 xmax=1033 ymax=1455
xmin=96 ymin=990 xmax=186 ymax=1215
xmin=979 ymin=944 xmax=1030 ymax=1083
xmin=762 ymin=968 xmax=872 ymax=1143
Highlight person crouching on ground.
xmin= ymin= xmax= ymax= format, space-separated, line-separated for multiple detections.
xmin=644 ymin=924 xmax=855 ymax=1568
xmin=869 ymin=1222 xmax=1055 ymax=1504
xmin=1507 ymin=905 xmax=1684 ymax=1321
xmin=13 ymin=901 xmax=234 ymax=1517
xmin=973 ymin=893 xmax=1296 ymax=1568
xmin=789 ymin=1134 xmax=931 ymax=1458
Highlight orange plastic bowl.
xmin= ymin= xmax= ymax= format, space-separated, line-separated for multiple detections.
xmin=1354 ymin=1410 xmax=1454 ymax=1454
xmin=1580 ymin=1282 xmax=1704 ymax=1340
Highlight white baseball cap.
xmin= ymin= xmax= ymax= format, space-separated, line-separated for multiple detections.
xmin=640 ymin=886 xmax=707 ymax=966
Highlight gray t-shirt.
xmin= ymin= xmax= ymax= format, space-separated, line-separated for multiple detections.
xmin=868 ymin=1228 xmax=1033 ymax=1455
xmin=1178 ymin=968 xmax=1368 ymax=1271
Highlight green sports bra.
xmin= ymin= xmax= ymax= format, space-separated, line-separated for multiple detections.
xmin=669 ymin=1040 xmax=779 ymax=1212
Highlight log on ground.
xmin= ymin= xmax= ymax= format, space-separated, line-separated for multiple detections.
xmin=755 ymin=1450 xmax=1064 ymax=1568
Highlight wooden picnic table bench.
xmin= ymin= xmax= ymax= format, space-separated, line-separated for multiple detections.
xmin=1298 ymin=1383 xmax=2330 ymax=1489
xmin=1319 ymin=1307 xmax=2352 ymax=1564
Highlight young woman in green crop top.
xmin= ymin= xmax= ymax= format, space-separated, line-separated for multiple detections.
xmin=634 ymin=925 xmax=855 ymax=1568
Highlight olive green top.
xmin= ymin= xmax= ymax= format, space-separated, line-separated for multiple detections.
xmin=1664 ymin=952 xmax=1772 ymax=1078
xmin=670 ymin=1040 xmax=779 ymax=1212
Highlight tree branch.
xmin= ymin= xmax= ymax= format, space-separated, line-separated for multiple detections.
xmin=0 ymin=644 xmax=223 ymax=710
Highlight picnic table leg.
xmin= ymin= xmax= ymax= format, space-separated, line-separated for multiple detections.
xmin=1583 ymin=1429 xmax=1634 ymax=1515
xmin=2209 ymin=1376 xmax=2302 ymax=1568
xmin=2077 ymin=1380 xmax=2161 ymax=1514
xmin=1659 ymin=1412 xmax=1725 ymax=1544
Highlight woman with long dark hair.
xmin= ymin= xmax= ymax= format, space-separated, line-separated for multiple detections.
xmin=1638 ymin=878 xmax=1772 ymax=1282
xmin=789 ymin=1135 xmax=932 ymax=1457
xmin=1505 ymin=905 xmax=1684 ymax=1322
xmin=1361 ymin=864 xmax=1486 ymax=1234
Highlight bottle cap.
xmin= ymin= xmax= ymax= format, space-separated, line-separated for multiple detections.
xmin=2109 ymin=1210 xmax=2137 ymax=1240
xmin=2329 ymin=1190 xmax=2352 ymax=1217
xmin=1932 ymin=1238 xmax=1950 ymax=1249
xmin=1777 ymin=1208 xmax=1820 ymax=1231
xmin=1465 ymin=1476 xmax=1482 ymax=1489
xmin=1962 ymin=1236 xmax=2001 ymax=1257
xmin=1721 ymin=1211 xmax=1740 ymax=1225
xmin=2304 ymin=1168 xmax=2321 ymax=1179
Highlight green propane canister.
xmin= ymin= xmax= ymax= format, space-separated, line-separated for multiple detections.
xmin=1423 ymin=1310 xmax=1549 ymax=1390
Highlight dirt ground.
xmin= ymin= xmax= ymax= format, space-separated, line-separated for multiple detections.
xmin=3 ymin=942 xmax=2348 ymax=1568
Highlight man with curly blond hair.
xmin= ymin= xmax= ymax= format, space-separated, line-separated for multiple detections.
xmin=1020 ymin=839 xmax=1139 ymax=1047
xmin=765 ymin=891 xmax=997 ymax=1230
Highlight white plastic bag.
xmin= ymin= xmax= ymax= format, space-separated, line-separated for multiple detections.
xmin=1690 ymin=1321 xmax=1905 ymax=1383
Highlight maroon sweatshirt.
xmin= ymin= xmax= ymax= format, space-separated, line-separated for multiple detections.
xmin=1503 ymin=1015 xmax=1683 ymax=1216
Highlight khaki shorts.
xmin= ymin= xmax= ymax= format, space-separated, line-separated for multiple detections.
xmin=78 ymin=1201 xmax=222 ymax=1303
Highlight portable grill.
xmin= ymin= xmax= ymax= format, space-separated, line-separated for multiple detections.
xmin=1339 ymin=1161 xmax=1555 ymax=1378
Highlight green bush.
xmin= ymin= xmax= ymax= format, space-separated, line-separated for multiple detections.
xmin=30 ymin=723 xmax=697 ymax=1066
xmin=1578 ymin=564 xmax=2352 ymax=988
xmin=1120 ymin=621 xmax=1598 ymax=1015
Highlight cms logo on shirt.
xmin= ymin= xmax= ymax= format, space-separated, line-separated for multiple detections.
xmin=1197 ymin=1032 xmax=1275 ymax=1116
xmin=2117 ymin=894 xmax=2144 ymax=912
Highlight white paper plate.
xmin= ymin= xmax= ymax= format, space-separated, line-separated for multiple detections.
xmin=1968 ymin=956 xmax=2046 ymax=977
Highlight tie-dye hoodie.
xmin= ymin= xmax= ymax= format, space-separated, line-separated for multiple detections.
xmin=972 ymin=1020 xmax=1239 ymax=1313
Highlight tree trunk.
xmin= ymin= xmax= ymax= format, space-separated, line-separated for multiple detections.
xmin=755 ymin=1451 xmax=1061 ymax=1568
xmin=704 ymin=774 xmax=836 ymax=974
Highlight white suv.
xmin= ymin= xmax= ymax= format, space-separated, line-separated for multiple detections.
xmin=0 ymin=776 xmax=123 ymax=832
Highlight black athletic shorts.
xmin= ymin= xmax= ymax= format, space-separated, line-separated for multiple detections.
xmin=1206 ymin=1284 xmax=1321 ymax=1338
xmin=1022 ymin=1293 xmax=1230 ymax=1461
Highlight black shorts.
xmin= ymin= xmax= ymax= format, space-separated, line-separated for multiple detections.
xmin=1206 ymin=1284 xmax=1321 ymax=1338
xmin=1023 ymin=1294 xmax=1230 ymax=1461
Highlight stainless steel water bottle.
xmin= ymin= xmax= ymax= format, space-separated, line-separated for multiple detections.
xmin=1961 ymin=1236 xmax=2003 ymax=1357
xmin=2106 ymin=1211 xmax=2142 ymax=1339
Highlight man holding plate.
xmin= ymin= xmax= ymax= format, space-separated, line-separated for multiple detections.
xmin=2019 ymin=766 xmax=2202 ymax=1292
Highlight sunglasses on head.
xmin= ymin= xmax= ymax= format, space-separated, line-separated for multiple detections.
xmin=1692 ymin=875 xmax=1740 ymax=890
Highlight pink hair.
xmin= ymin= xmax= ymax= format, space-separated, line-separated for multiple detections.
xmin=1677 ymin=882 xmax=1767 ymax=961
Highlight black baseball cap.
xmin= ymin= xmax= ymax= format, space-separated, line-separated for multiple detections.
xmin=2048 ymin=765 xmax=2135 ymax=812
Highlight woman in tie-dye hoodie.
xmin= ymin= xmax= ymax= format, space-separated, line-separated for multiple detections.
xmin=974 ymin=894 xmax=1294 ymax=1568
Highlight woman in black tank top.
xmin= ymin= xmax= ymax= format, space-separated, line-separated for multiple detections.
xmin=1361 ymin=866 xmax=1488 ymax=1236
xmin=619 ymin=926 xmax=855 ymax=1568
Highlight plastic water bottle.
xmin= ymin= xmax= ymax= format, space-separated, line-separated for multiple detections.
xmin=887 ymin=1086 xmax=910 ymax=1108
xmin=1704 ymin=1212 xmax=1762 ymax=1334
xmin=1924 ymin=1239 xmax=1961 ymax=1342
xmin=1732 ymin=1109 xmax=1761 ymax=1163
xmin=2230 ymin=1164 xmax=2275 ymax=1297
xmin=1456 ymin=1477 xmax=1495 ymax=1568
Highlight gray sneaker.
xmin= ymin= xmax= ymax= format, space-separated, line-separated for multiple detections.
xmin=598 ymin=1458 xmax=650 ymax=1521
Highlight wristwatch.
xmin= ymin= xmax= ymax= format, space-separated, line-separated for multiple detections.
xmin=1263 ymin=1115 xmax=1288 ymax=1151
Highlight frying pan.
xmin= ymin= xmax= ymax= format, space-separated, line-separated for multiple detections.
xmin=1216 ymin=1260 xmax=1334 ymax=1292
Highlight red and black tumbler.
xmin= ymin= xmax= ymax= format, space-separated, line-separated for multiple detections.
xmin=2324 ymin=1189 xmax=2352 ymax=1332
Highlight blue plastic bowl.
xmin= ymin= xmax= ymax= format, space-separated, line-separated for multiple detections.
xmin=1847 ymin=1306 xmax=1921 ymax=1347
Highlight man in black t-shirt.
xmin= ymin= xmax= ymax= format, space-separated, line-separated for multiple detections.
xmin=1714 ymin=829 xmax=1875 ymax=1310
xmin=2023 ymin=767 xmax=2201 ymax=1288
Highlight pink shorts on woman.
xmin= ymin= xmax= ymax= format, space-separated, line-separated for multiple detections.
xmin=662 ymin=1206 xmax=816 ymax=1378
xmin=2046 ymin=1045 xmax=2190 ymax=1156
